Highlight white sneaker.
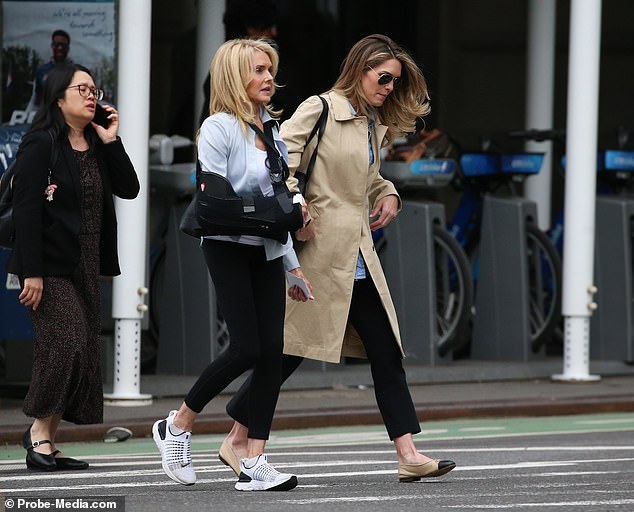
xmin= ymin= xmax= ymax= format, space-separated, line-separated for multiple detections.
xmin=152 ymin=410 xmax=196 ymax=485
xmin=235 ymin=454 xmax=297 ymax=491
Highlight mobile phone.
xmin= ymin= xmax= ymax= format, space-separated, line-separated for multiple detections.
xmin=93 ymin=103 xmax=112 ymax=128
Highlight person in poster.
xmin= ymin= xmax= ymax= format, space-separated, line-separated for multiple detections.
xmin=27 ymin=29 xmax=74 ymax=112
xmin=2 ymin=0 xmax=115 ymax=124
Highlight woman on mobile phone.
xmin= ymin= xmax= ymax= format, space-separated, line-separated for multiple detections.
xmin=8 ymin=63 xmax=139 ymax=472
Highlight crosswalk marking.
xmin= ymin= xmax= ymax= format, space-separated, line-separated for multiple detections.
xmin=2 ymin=454 xmax=634 ymax=494
xmin=444 ymin=499 xmax=634 ymax=509
xmin=2 ymin=414 xmax=633 ymax=510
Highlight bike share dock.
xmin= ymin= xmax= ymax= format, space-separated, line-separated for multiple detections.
xmin=591 ymin=149 xmax=634 ymax=362
xmin=471 ymin=195 xmax=542 ymax=360
xmin=455 ymin=151 xmax=561 ymax=361
xmin=380 ymin=156 xmax=470 ymax=365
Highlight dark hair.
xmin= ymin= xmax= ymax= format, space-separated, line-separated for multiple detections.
xmin=51 ymin=29 xmax=71 ymax=44
xmin=29 ymin=63 xmax=99 ymax=149
xmin=223 ymin=0 xmax=278 ymax=39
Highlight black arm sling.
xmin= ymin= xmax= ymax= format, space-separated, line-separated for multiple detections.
xmin=180 ymin=121 xmax=302 ymax=244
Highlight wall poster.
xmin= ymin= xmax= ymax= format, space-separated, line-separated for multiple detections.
xmin=2 ymin=0 xmax=116 ymax=128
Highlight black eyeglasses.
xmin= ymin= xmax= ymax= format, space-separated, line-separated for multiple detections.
xmin=67 ymin=84 xmax=104 ymax=101
xmin=368 ymin=66 xmax=401 ymax=86
xmin=51 ymin=42 xmax=69 ymax=49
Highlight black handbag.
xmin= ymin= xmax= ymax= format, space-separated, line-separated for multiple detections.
xmin=0 ymin=130 xmax=57 ymax=249
xmin=0 ymin=164 xmax=16 ymax=249
xmin=296 ymin=95 xmax=328 ymax=195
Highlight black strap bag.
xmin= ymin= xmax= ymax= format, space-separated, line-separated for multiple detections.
xmin=0 ymin=130 xmax=57 ymax=249
xmin=180 ymin=122 xmax=302 ymax=244
xmin=0 ymin=164 xmax=17 ymax=249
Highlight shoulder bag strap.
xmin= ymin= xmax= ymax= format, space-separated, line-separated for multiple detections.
xmin=303 ymin=96 xmax=328 ymax=187
xmin=248 ymin=121 xmax=289 ymax=181
xmin=47 ymin=129 xmax=58 ymax=169
xmin=248 ymin=121 xmax=294 ymax=213
xmin=46 ymin=129 xmax=58 ymax=188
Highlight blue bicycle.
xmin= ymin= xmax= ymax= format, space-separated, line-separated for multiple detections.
xmin=380 ymin=149 xmax=474 ymax=358
xmin=545 ymin=127 xmax=634 ymax=256
xmin=447 ymin=138 xmax=562 ymax=354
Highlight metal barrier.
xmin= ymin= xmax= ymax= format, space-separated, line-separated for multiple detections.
xmin=381 ymin=200 xmax=451 ymax=365
xmin=591 ymin=197 xmax=634 ymax=362
xmin=471 ymin=195 xmax=546 ymax=360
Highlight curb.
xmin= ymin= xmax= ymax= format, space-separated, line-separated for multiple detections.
xmin=2 ymin=394 xmax=633 ymax=446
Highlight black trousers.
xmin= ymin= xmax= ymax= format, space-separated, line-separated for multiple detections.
xmin=227 ymin=277 xmax=421 ymax=440
xmin=184 ymin=240 xmax=285 ymax=440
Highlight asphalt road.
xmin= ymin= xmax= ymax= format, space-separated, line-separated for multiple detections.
xmin=2 ymin=413 xmax=634 ymax=511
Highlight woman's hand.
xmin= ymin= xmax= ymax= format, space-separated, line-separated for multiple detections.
xmin=19 ymin=277 xmax=44 ymax=311
xmin=369 ymin=194 xmax=399 ymax=231
xmin=292 ymin=196 xmax=315 ymax=241
xmin=301 ymin=198 xmax=308 ymax=225
xmin=92 ymin=104 xmax=118 ymax=144
xmin=287 ymin=267 xmax=313 ymax=302
xmin=294 ymin=216 xmax=316 ymax=241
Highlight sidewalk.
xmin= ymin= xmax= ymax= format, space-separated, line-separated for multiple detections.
xmin=1 ymin=358 xmax=634 ymax=446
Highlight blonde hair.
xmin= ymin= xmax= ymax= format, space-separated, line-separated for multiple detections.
xmin=332 ymin=34 xmax=430 ymax=144
xmin=205 ymin=38 xmax=281 ymax=133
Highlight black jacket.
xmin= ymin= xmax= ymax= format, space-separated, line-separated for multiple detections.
xmin=7 ymin=129 xmax=140 ymax=278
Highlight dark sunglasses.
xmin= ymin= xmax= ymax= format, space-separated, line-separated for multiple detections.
xmin=368 ymin=66 xmax=401 ymax=86
xmin=52 ymin=42 xmax=69 ymax=49
xmin=265 ymin=155 xmax=286 ymax=183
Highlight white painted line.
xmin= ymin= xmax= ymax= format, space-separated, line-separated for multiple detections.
xmin=576 ymin=418 xmax=634 ymax=425
xmin=282 ymin=495 xmax=423 ymax=505
xmin=0 ymin=477 xmax=234 ymax=494
xmin=2 ymin=445 xmax=634 ymax=468
xmin=459 ymin=427 xmax=507 ymax=432
xmin=443 ymin=499 xmax=634 ymax=509
xmin=2 ymin=457 xmax=631 ymax=495
xmin=537 ymin=471 xmax=625 ymax=476
xmin=267 ymin=426 xmax=634 ymax=445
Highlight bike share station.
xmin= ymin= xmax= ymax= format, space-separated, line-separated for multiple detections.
xmin=590 ymin=149 xmax=634 ymax=362
xmin=379 ymin=157 xmax=460 ymax=365
xmin=458 ymin=152 xmax=552 ymax=361
xmin=146 ymin=134 xmax=229 ymax=376
xmin=0 ymin=130 xmax=226 ymax=390
xmin=0 ymin=124 xmax=34 ymax=386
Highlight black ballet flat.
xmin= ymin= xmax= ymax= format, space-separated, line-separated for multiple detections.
xmin=22 ymin=426 xmax=57 ymax=471
xmin=54 ymin=456 xmax=89 ymax=470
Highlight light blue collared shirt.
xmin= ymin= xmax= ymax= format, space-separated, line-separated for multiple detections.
xmin=197 ymin=109 xmax=299 ymax=270
xmin=348 ymin=102 xmax=375 ymax=280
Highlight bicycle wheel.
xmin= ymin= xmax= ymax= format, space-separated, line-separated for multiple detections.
xmin=525 ymin=223 xmax=562 ymax=352
xmin=433 ymin=226 xmax=474 ymax=357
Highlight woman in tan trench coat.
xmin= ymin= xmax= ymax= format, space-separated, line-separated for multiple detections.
xmin=218 ymin=34 xmax=456 ymax=482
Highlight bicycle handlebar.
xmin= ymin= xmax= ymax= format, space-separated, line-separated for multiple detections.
xmin=508 ymin=129 xmax=565 ymax=142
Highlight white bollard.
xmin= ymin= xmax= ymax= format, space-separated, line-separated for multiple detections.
xmin=104 ymin=318 xmax=152 ymax=405
xmin=552 ymin=0 xmax=602 ymax=383
xmin=552 ymin=316 xmax=600 ymax=382
xmin=104 ymin=0 xmax=153 ymax=405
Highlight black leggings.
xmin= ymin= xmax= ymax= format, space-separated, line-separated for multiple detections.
xmin=226 ymin=277 xmax=421 ymax=440
xmin=184 ymin=240 xmax=285 ymax=440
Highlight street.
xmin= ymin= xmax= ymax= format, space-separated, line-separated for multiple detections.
xmin=2 ymin=413 xmax=634 ymax=511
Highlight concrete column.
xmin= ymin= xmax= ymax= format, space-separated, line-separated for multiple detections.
xmin=195 ymin=0 xmax=225 ymax=130
xmin=523 ymin=0 xmax=556 ymax=231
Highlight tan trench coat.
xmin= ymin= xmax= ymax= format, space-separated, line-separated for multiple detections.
xmin=281 ymin=91 xmax=404 ymax=363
